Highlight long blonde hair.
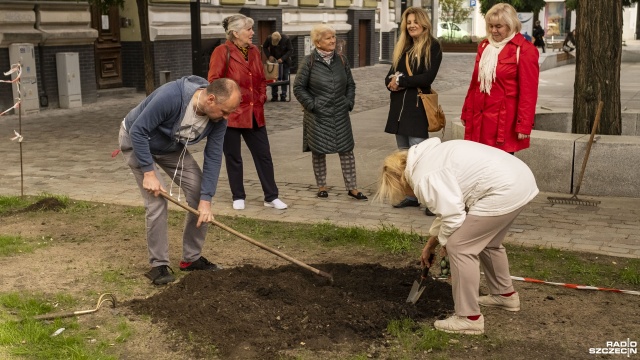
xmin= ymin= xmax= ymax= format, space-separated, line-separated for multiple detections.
xmin=374 ymin=150 xmax=410 ymax=205
xmin=392 ymin=7 xmax=436 ymax=71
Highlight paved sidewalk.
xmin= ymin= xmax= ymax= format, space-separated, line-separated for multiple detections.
xmin=1 ymin=54 xmax=639 ymax=258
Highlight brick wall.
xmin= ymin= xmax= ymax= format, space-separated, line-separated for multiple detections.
xmin=121 ymin=42 xmax=146 ymax=91
xmin=0 ymin=49 xmax=11 ymax=112
xmin=154 ymin=40 xmax=193 ymax=84
xmin=381 ymin=30 xmax=396 ymax=64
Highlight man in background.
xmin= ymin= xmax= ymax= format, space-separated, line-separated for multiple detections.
xmin=262 ymin=31 xmax=294 ymax=101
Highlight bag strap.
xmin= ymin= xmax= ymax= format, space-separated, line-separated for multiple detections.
xmin=404 ymin=55 xmax=424 ymax=96
xmin=224 ymin=45 xmax=230 ymax=78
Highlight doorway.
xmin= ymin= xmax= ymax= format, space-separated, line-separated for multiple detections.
xmin=358 ymin=20 xmax=370 ymax=67
xmin=91 ymin=6 xmax=123 ymax=89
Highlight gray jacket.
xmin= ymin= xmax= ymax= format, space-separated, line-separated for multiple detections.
xmin=293 ymin=51 xmax=356 ymax=154
xmin=123 ymin=76 xmax=227 ymax=201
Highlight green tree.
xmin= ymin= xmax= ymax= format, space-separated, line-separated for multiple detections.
xmin=479 ymin=0 xmax=546 ymax=16
xmin=89 ymin=0 xmax=155 ymax=95
xmin=440 ymin=0 xmax=472 ymax=40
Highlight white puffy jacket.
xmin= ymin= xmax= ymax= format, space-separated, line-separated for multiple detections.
xmin=405 ymin=138 xmax=539 ymax=246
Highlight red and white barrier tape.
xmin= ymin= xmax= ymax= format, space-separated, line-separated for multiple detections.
xmin=1 ymin=63 xmax=23 ymax=118
xmin=510 ymin=275 xmax=640 ymax=296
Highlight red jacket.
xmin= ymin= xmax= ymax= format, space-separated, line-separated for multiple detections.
xmin=208 ymin=40 xmax=267 ymax=128
xmin=461 ymin=33 xmax=539 ymax=152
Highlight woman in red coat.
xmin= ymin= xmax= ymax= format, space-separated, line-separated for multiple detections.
xmin=208 ymin=14 xmax=287 ymax=210
xmin=461 ymin=3 xmax=539 ymax=154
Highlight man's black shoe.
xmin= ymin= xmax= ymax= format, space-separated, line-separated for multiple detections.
xmin=393 ymin=198 xmax=420 ymax=208
xmin=180 ymin=256 xmax=223 ymax=272
xmin=425 ymin=208 xmax=436 ymax=216
xmin=145 ymin=265 xmax=175 ymax=285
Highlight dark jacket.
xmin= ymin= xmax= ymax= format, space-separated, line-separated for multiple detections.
xmin=262 ymin=34 xmax=294 ymax=66
xmin=384 ymin=39 xmax=442 ymax=139
xmin=293 ymin=50 xmax=356 ymax=154
xmin=123 ymin=76 xmax=227 ymax=201
xmin=532 ymin=25 xmax=545 ymax=47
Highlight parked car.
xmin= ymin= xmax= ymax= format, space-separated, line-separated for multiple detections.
xmin=437 ymin=22 xmax=470 ymax=40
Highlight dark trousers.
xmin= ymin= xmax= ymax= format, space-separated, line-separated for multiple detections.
xmin=223 ymin=120 xmax=279 ymax=202
xmin=271 ymin=63 xmax=290 ymax=99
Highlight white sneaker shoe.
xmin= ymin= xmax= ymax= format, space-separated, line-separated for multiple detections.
xmin=434 ymin=315 xmax=484 ymax=335
xmin=264 ymin=198 xmax=288 ymax=210
xmin=232 ymin=200 xmax=245 ymax=210
xmin=478 ymin=292 xmax=520 ymax=312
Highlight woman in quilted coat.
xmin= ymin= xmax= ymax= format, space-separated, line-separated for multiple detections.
xmin=461 ymin=3 xmax=539 ymax=154
xmin=293 ymin=24 xmax=367 ymax=200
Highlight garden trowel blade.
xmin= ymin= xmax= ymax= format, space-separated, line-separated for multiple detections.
xmin=406 ymin=279 xmax=427 ymax=304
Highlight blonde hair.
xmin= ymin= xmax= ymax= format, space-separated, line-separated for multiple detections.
xmin=310 ymin=24 xmax=336 ymax=47
xmin=392 ymin=7 xmax=436 ymax=71
xmin=484 ymin=3 xmax=521 ymax=35
xmin=374 ymin=150 xmax=410 ymax=205
xmin=271 ymin=31 xmax=282 ymax=46
xmin=222 ymin=14 xmax=255 ymax=41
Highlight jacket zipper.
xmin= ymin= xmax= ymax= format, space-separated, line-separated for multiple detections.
xmin=397 ymin=90 xmax=407 ymax=122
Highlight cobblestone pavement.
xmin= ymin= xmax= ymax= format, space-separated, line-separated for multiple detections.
xmin=1 ymin=54 xmax=639 ymax=259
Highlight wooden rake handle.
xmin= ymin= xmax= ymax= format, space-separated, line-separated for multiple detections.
xmin=574 ymin=101 xmax=604 ymax=197
xmin=159 ymin=192 xmax=334 ymax=283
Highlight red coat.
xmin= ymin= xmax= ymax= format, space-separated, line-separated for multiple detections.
xmin=208 ymin=40 xmax=267 ymax=128
xmin=461 ymin=33 xmax=539 ymax=152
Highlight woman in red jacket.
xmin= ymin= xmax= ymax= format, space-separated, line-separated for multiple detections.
xmin=208 ymin=14 xmax=287 ymax=210
xmin=461 ymin=3 xmax=539 ymax=154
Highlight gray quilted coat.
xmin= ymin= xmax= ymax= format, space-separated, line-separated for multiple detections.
xmin=293 ymin=50 xmax=356 ymax=154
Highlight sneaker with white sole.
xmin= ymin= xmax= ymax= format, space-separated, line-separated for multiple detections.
xmin=434 ymin=315 xmax=484 ymax=335
xmin=264 ymin=198 xmax=288 ymax=209
xmin=232 ymin=199 xmax=245 ymax=210
xmin=478 ymin=292 xmax=520 ymax=312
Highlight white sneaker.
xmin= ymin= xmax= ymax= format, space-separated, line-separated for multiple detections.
xmin=264 ymin=198 xmax=288 ymax=210
xmin=232 ymin=200 xmax=245 ymax=210
xmin=434 ymin=315 xmax=484 ymax=335
xmin=478 ymin=292 xmax=520 ymax=312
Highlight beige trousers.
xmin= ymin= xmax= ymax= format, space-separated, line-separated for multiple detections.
xmin=446 ymin=207 xmax=524 ymax=316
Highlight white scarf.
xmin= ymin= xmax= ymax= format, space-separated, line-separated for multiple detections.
xmin=478 ymin=32 xmax=516 ymax=94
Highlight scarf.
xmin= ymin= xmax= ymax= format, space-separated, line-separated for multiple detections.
xmin=316 ymin=48 xmax=335 ymax=64
xmin=234 ymin=43 xmax=249 ymax=61
xmin=478 ymin=32 xmax=516 ymax=94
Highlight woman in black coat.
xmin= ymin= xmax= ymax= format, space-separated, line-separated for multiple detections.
xmin=384 ymin=6 xmax=442 ymax=212
xmin=293 ymin=24 xmax=367 ymax=200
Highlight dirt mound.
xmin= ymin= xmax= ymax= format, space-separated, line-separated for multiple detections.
xmin=22 ymin=197 xmax=67 ymax=212
xmin=127 ymin=263 xmax=454 ymax=359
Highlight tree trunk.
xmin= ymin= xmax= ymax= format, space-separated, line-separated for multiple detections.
xmin=572 ymin=0 xmax=622 ymax=135
xmin=136 ymin=0 xmax=155 ymax=95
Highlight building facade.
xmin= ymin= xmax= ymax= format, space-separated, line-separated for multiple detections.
xmin=0 ymin=0 xmax=401 ymax=113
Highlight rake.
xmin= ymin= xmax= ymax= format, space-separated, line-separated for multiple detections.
xmin=31 ymin=293 xmax=117 ymax=321
xmin=548 ymin=101 xmax=603 ymax=207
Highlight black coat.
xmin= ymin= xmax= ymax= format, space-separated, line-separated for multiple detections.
xmin=385 ymin=40 xmax=442 ymax=139
xmin=532 ymin=25 xmax=545 ymax=47
xmin=293 ymin=51 xmax=356 ymax=154
xmin=262 ymin=34 xmax=294 ymax=66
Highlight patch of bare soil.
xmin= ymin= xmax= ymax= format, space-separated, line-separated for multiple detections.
xmin=1 ymin=203 xmax=639 ymax=359
xmin=128 ymin=264 xmax=453 ymax=359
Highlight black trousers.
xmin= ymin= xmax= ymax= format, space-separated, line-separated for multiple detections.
xmin=223 ymin=120 xmax=279 ymax=202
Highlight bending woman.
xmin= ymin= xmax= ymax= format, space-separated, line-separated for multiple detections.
xmin=376 ymin=138 xmax=538 ymax=335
